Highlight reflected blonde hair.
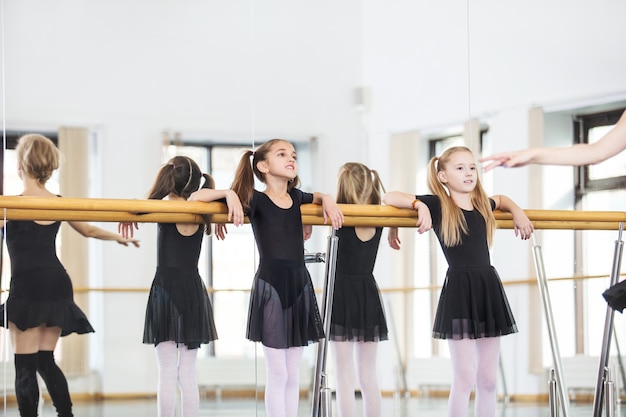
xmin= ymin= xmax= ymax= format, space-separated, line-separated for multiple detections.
xmin=427 ymin=146 xmax=496 ymax=247
xmin=336 ymin=162 xmax=385 ymax=205
xmin=16 ymin=134 xmax=61 ymax=185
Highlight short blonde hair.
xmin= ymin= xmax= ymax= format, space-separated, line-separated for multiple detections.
xmin=16 ymin=134 xmax=61 ymax=185
xmin=336 ymin=162 xmax=385 ymax=205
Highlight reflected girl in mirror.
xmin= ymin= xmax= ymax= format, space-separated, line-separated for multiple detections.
xmin=119 ymin=156 xmax=244 ymax=417
xmin=330 ymin=162 xmax=388 ymax=417
xmin=0 ymin=134 xmax=139 ymax=417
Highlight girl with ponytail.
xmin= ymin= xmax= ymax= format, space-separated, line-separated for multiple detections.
xmin=329 ymin=162 xmax=389 ymax=417
xmin=120 ymin=155 xmax=243 ymax=417
xmin=383 ymin=146 xmax=533 ymax=417
xmin=231 ymin=139 xmax=343 ymax=417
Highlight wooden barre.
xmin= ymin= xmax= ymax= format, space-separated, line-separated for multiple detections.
xmin=1 ymin=196 xmax=625 ymax=230
xmin=0 ymin=196 xmax=417 ymax=217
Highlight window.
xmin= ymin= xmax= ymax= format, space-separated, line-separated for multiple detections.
xmin=572 ymin=108 xmax=626 ymax=355
xmin=575 ymin=109 xmax=626 ymax=193
xmin=202 ymin=145 xmax=257 ymax=358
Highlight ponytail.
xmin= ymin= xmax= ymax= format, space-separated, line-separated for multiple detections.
xmin=369 ymin=169 xmax=386 ymax=205
xmin=148 ymin=156 xmax=214 ymax=235
xmin=231 ymin=150 xmax=255 ymax=212
xmin=147 ymin=164 xmax=177 ymax=200
xmin=427 ymin=155 xmax=468 ymax=247
xmin=198 ymin=173 xmax=217 ymax=236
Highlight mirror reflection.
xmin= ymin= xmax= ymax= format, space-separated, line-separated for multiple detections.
xmin=2 ymin=1 xmax=626 ymax=416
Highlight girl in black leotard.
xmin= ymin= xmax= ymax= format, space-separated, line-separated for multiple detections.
xmin=383 ymin=146 xmax=534 ymax=417
xmin=329 ymin=162 xmax=388 ymax=417
xmin=231 ymin=139 xmax=343 ymax=417
xmin=0 ymin=133 xmax=139 ymax=417
xmin=119 ymin=155 xmax=243 ymax=417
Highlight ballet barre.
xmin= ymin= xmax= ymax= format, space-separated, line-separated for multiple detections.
xmin=2 ymin=196 xmax=626 ymax=417
xmin=1 ymin=196 xmax=626 ymax=229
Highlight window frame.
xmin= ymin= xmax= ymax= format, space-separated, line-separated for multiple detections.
xmin=574 ymin=108 xmax=626 ymax=196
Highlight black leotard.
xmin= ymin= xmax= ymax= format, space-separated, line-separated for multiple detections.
xmin=329 ymin=227 xmax=388 ymax=342
xmin=417 ymin=195 xmax=518 ymax=339
xmin=0 ymin=220 xmax=94 ymax=336
xmin=143 ymin=223 xmax=217 ymax=349
xmin=245 ymin=189 xmax=325 ymax=348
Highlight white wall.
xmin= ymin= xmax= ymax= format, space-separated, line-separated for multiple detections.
xmin=4 ymin=0 xmax=626 ymax=399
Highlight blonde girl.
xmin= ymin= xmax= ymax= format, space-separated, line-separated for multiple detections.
xmin=120 ymin=155 xmax=243 ymax=417
xmin=1 ymin=134 xmax=139 ymax=417
xmin=330 ymin=162 xmax=388 ymax=417
xmin=383 ymin=146 xmax=533 ymax=417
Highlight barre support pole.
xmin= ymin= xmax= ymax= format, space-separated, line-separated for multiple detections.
xmin=592 ymin=223 xmax=624 ymax=417
xmin=312 ymin=230 xmax=339 ymax=417
xmin=532 ymin=234 xmax=571 ymax=417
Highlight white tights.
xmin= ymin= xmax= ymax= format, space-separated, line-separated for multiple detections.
xmin=262 ymin=345 xmax=304 ymax=417
xmin=330 ymin=341 xmax=382 ymax=417
xmin=447 ymin=337 xmax=500 ymax=417
xmin=155 ymin=341 xmax=199 ymax=417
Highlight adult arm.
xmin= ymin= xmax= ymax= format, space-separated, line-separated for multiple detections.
xmin=480 ymin=110 xmax=626 ymax=171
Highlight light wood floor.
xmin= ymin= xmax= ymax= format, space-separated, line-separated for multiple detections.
xmin=0 ymin=396 xmax=612 ymax=417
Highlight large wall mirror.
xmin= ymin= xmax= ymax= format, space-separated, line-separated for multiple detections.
xmin=2 ymin=1 xmax=626 ymax=415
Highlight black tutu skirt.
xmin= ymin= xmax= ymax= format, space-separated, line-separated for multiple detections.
xmin=603 ymin=280 xmax=626 ymax=312
xmin=246 ymin=259 xmax=324 ymax=349
xmin=0 ymin=298 xmax=94 ymax=336
xmin=329 ymin=273 xmax=388 ymax=342
xmin=433 ymin=265 xmax=517 ymax=340
xmin=0 ymin=266 xmax=94 ymax=336
xmin=143 ymin=266 xmax=217 ymax=349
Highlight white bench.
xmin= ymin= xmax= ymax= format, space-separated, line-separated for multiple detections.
xmin=196 ymin=357 xmax=314 ymax=399
xmin=549 ymin=355 xmax=624 ymax=401
xmin=406 ymin=357 xmax=453 ymax=396
xmin=0 ymin=362 xmax=16 ymax=395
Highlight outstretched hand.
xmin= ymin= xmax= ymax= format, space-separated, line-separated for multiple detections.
xmin=479 ymin=150 xmax=533 ymax=172
xmin=116 ymin=236 xmax=140 ymax=247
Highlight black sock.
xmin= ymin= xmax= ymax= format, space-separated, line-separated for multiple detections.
xmin=36 ymin=351 xmax=73 ymax=417
xmin=14 ymin=353 xmax=39 ymax=417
